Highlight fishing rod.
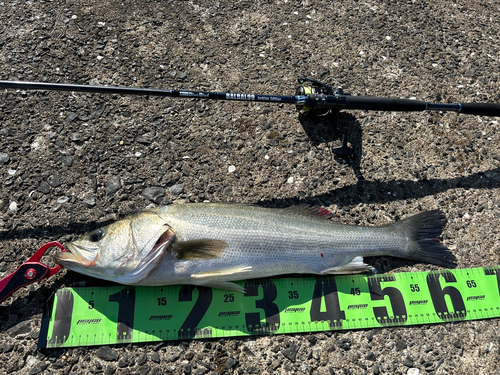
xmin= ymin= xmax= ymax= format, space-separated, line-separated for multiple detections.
xmin=2 ymin=77 xmax=500 ymax=155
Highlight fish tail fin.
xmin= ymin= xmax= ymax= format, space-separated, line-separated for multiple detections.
xmin=394 ymin=210 xmax=456 ymax=268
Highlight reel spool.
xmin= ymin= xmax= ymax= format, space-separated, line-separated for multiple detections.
xmin=295 ymin=77 xmax=335 ymax=116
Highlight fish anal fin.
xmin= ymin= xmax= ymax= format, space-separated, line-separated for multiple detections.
xmin=191 ymin=280 xmax=245 ymax=293
xmin=284 ymin=205 xmax=334 ymax=219
xmin=191 ymin=266 xmax=252 ymax=279
xmin=320 ymin=256 xmax=375 ymax=275
xmin=171 ymin=239 xmax=228 ymax=260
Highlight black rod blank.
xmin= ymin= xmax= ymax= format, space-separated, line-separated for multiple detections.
xmin=0 ymin=80 xmax=297 ymax=105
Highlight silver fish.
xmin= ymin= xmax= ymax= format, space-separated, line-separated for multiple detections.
xmin=55 ymin=203 xmax=456 ymax=292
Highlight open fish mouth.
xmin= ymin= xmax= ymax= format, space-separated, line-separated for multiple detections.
xmin=54 ymin=243 xmax=99 ymax=267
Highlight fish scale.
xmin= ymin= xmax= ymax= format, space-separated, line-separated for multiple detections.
xmin=55 ymin=203 xmax=456 ymax=292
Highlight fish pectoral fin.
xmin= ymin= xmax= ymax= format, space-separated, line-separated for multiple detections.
xmin=191 ymin=266 xmax=252 ymax=279
xmin=191 ymin=280 xmax=245 ymax=293
xmin=171 ymin=239 xmax=228 ymax=260
xmin=320 ymin=256 xmax=376 ymax=275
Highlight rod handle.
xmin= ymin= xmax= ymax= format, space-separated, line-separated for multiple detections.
xmin=344 ymin=96 xmax=427 ymax=112
xmin=460 ymin=103 xmax=500 ymax=116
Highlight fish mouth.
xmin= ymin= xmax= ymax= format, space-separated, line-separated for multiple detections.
xmin=54 ymin=243 xmax=99 ymax=267
xmin=54 ymin=227 xmax=173 ymax=271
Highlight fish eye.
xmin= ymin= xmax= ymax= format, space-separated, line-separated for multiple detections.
xmin=90 ymin=228 xmax=105 ymax=242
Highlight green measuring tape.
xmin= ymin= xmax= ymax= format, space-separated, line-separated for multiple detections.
xmin=39 ymin=266 xmax=500 ymax=348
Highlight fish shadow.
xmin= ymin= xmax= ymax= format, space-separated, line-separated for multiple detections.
xmin=0 ymin=283 xmax=60 ymax=329
xmin=1 ymin=168 xmax=499 ymax=241
xmin=0 ymin=218 xmax=117 ymax=242
xmin=262 ymin=167 xmax=500 ymax=209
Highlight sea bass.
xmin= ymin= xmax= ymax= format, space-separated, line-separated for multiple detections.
xmin=55 ymin=203 xmax=456 ymax=292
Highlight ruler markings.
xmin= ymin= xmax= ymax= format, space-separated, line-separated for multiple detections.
xmin=39 ymin=267 xmax=500 ymax=348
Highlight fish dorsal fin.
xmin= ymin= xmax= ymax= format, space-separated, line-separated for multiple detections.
xmin=171 ymin=239 xmax=228 ymax=260
xmin=284 ymin=205 xmax=334 ymax=219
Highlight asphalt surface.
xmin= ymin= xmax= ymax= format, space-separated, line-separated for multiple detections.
xmin=1 ymin=0 xmax=500 ymax=374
